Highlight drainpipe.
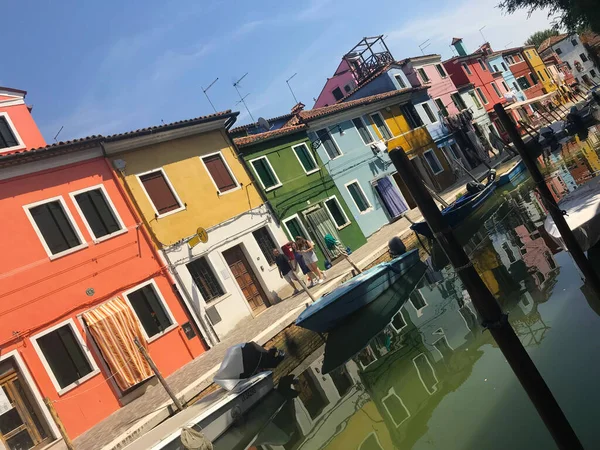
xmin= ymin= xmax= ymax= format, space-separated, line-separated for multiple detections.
xmin=99 ymin=143 xmax=219 ymax=348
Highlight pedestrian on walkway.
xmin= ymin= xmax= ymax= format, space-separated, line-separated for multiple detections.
xmin=273 ymin=248 xmax=300 ymax=295
xmin=291 ymin=241 xmax=314 ymax=285
xmin=295 ymin=236 xmax=325 ymax=286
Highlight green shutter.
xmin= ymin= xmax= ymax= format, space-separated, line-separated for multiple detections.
xmin=348 ymin=183 xmax=369 ymax=212
xmin=253 ymin=158 xmax=277 ymax=188
xmin=295 ymin=144 xmax=316 ymax=172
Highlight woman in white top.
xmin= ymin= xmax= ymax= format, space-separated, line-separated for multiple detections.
xmin=295 ymin=237 xmax=326 ymax=286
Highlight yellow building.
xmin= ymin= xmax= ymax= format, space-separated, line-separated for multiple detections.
xmin=104 ymin=111 xmax=289 ymax=340
xmin=523 ymin=46 xmax=557 ymax=93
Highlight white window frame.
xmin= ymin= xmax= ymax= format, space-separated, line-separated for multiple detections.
xmin=323 ymin=195 xmax=351 ymax=229
xmin=394 ymin=73 xmax=407 ymax=89
xmin=291 ymin=143 xmax=319 ymax=175
xmin=409 ymin=288 xmax=428 ymax=316
xmin=316 ymin=128 xmax=343 ymax=161
xmin=469 ymin=91 xmax=483 ymax=109
xmin=358 ymin=432 xmax=384 ymax=450
xmin=136 ymin=167 xmax=186 ymax=218
xmin=369 ymin=112 xmax=394 ymax=140
xmin=501 ymin=80 xmax=509 ymax=92
xmin=23 ymin=195 xmax=88 ymax=260
xmin=345 ymin=179 xmax=373 ymax=214
xmin=433 ymin=334 xmax=454 ymax=360
xmin=0 ymin=111 xmax=26 ymax=154
xmin=491 ymin=81 xmax=502 ymax=98
xmin=69 ymin=184 xmax=127 ymax=243
xmin=122 ymin=279 xmax=178 ymax=343
xmin=249 ymin=155 xmax=283 ymax=191
xmin=199 ymin=151 xmax=241 ymax=195
xmin=412 ymin=353 xmax=439 ymax=395
xmin=461 ymin=62 xmax=472 ymax=76
xmin=352 ymin=117 xmax=376 ymax=146
xmin=391 ymin=309 xmax=407 ymax=333
xmin=423 ymin=149 xmax=444 ymax=175
xmin=31 ymin=318 xmax=101 ymax=396
xmin=381 ymin=387 xmax=411 ymax=428
xmin=417 ymin=67 xmax=430 ymax=83
xmin=282 ymin=213 xmax=310 ymax=240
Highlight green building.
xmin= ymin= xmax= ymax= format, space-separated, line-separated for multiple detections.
xmin=231 ymin=116 xmax=366 ymax=269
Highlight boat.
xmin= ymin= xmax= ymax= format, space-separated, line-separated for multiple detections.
xmin=124 ymin=372 xmax=273 ymax=450
xmin=497 ymin=160 xmax=526 ymax=187
xmin=410 ymin=173 xmax=497 ymax=239
xmin=321 ymin=260 xmax=427 ymax=374
xmin=295 ymin=249 xmax=421 ymax=333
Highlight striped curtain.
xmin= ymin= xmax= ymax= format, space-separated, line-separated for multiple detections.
xmin=83 ymin=297 xmax=153 ymax=391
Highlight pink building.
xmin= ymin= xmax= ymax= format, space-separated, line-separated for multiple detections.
xmin=314 ymin=60 xmax=358 ymax=108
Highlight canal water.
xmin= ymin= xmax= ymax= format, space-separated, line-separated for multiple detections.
xmin=238 ymin=126 xmax=600 ymax=449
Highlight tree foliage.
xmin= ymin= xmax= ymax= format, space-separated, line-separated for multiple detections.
xmin=524 ymin=28 xmax=559 ymax=47
xmin=498 ymin=0 xmax=600 ymax=34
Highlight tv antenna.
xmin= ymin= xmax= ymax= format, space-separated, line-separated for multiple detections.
xmin=419 ymin=39 xmax=431 ymax=55
xmin=202 ymin=77 xmax=219 ymax=113
xmin=53 ymin=125 xmax=64 ymax=142
xmin=233 ymin=73 xmax=255 ymax=122
xmin=479 ymin=26 xmax=487 ymax=43
xmin=505 ymin=41 xmax=513 ymax=49
xmin=286 ymin=73 xmax=299 ymax=104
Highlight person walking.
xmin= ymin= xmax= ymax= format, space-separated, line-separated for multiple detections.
xmin=292 ymin=241 xmax=315 ymax=286
xmin=295 ymin=236 xmax=325 ymax=286
xmin=273 ymin=248 xmax=300 ymax=295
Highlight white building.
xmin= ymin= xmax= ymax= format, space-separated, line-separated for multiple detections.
xmin=539 ymin=34 xmax=599 ymax=87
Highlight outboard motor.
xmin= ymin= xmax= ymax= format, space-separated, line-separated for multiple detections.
xmin=388 ymin=237 xmax=406 ymax=258
xmin=466 ymin=181 xmax=485 ymax=195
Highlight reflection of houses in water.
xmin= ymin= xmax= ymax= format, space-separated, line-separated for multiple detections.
xmin=514 ymin=224 xmax=558 ymax=291
xmin=546 ymin=170 xmax=569 ymax=202
xmin=549 ymin=153 xmax=578 ymax=192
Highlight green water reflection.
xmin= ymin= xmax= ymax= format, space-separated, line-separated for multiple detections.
xmin=258 ymin=130 xmax=600 ymax=450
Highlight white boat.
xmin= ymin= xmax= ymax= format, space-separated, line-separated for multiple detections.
xmin=123 ymin=372 xmax=273 ymax=450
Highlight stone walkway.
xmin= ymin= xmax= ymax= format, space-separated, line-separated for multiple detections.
xmin=73 ymin=155 xmax=518 ymax=450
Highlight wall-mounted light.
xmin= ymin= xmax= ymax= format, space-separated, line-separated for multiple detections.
xmin=337 ymin=125 xmax=345 ymax=135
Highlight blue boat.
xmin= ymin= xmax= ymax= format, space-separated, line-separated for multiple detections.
xmin=497 ymin=160 xmax=526 ymax=187
xmin=295 ymin=249 xmax=421 ymax=333
xmin=411 ymin=176 xmax=497 ymax=239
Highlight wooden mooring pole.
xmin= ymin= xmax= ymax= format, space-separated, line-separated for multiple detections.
xmin=495 ymin=103 xmax=600 ymax=299
xmin=388 ymin=145 xmax=583 ymax=450
xmin=44 ymin=398 xmax=74 ymax=450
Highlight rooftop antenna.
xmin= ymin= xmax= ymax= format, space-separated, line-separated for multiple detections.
xmin=505 ymin=41 xmax=513 ymax=49
xmin=419 ymin=39 xmax=431 ymax=55
xmin=53 ymin=125 xmax=64 ymax=142
xmin=479 ymin=26 xmax=487 ymax=43
xmin=202 ymin=77 xmax=219 ymax=113
xmin=286 ymin=73 xmax=299 ymax=104
xmin=161 ymin=119 xmax=166 ymax=125
xmin=233 ymin=73 xmax=255 ymax=122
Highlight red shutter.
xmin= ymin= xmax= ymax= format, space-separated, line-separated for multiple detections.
xmin=139 ymin=171 xmax=181 ymax=214
xmin=203 ymin=154 xmax=237 ymax=192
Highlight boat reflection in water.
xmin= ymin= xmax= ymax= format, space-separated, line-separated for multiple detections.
xmin=222 ymin=129 xmax=600 ymax=449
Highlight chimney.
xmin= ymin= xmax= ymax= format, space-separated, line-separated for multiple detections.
xmin=291 ymin=102 xmax=305 ymax=115
xmin=451 ymin=37 xmax=468 ymax=56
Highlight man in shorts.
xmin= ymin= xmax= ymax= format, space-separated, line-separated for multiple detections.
xmin=273 ymin=248 xmax=301 ymax=295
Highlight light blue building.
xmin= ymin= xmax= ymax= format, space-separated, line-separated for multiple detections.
xmin=486 ymin=51 xmax=526 ymax=101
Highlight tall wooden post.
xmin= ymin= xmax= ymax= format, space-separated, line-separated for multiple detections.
xmin=44 ymin=398 xmax=74 ymax=450
xmin=495 ymin=103 xmax=600 ymax=298
xmin=388 ymin=145 xmax=583 ymax=450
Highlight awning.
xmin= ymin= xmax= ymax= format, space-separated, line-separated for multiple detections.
xmin=83 ymin=297 xmax=153 ymax=391
xmin=505 ymin=91 xmax=558 ymax=111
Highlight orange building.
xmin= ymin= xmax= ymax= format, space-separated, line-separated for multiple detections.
xmin=0 ymin=131 xmax=206 ymax=444
xmin=0 ymin=86 xmax=46 ymax=154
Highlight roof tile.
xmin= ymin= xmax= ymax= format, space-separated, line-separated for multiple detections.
xmin=538 ymin=34 xmax=569 ymax=54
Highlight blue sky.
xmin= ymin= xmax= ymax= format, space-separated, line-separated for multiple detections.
xmin=2 ymin=0 xmax=553 ymax=141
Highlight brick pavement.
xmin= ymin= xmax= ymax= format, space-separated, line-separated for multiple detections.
xmin=72 ymin=156 xmax=518 ymax=450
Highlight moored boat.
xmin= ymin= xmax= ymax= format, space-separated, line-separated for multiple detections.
xmin=295 ymin=249 xmax=421 ymax=333
xmin=497 ymin=160 xmax=526 ymax=187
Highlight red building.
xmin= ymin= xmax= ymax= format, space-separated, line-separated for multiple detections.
xmin=443 ymin=39 xmax=509 ymax=133
xmin=0 ymin=101 xmax=206 ymax=446
xmin=0 ymin=86 xmax=46 ymax=154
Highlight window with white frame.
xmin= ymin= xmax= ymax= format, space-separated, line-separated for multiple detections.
xmin=394 ymin=74 xmax=407 ymax=88
xmin=71 ymin=185 xmax=125 ymax=241
xmin=250 ymin=156 xmax=281 ymax=191
xmin=491 ymin=82 xmax=502 ymax=98
xmin=201 ymin=152 xmax=239 ymax=193
xmin=451 ymin=93 xmax=467 ymax=111
xmin=421 ymin=103 xmax=438 ymax=123
xmin=346 ymin=181 xmax=372 ymax=213
xmin=434 ymin=99 xmax=449 ymax=117
xmin=391 ymin=310 xmax=407 ymax=333
xmin=137 ymin=169 xmax=184 ymax=217
xmin=358 ymin=432 xmax=384 ymax=450
xmin=324 ymin=196 xmax=350 ymax=228
xmin=469 ymin=91 xmax=483 ymax=109
xmin=501 ymin=80 xmax=509 ymax=92
xmin=283 ymin=215 xmax=308 ymax=240
xmin=423 ymin=149 xmax=444 ymax=175
xmin=461 ymin=63 xmax=472 ymax=75
xmin=413 ymin=353 xmax=438 ymax=394
xmin=478 ymin=59 xmax=487 ymax=71
xmin=381 ymin=387 xmax=410 ymax=427
xmin=25 ymin=197 xmax=86 ymax=258
xmin=512 ymin=81 xmax=520 ymax=92
xmin=124 ymin=280 xmax=176 ymax=340
xmin=352 ymin=117 xmax=374 ymax=145
xmin=252 ymin=226 xmax=278 ymax=266
xmin=476 ymin=87 xmax=489 ymax=105
xmin=417 ymin=68 xmax=430 ymax=83
xmin=316 ymin=128 xmax=342 ymax=160
xmin=32 ymin=320 xmax=99 ymax=393
xmin=410 ymin=289 xmax=428 ymax=311
xmin=369 ymin=112 xmax=393 ymax=140
xmin=0 ymin=114 xmax=23 ymax=151
xmin=292 ymin=143 xmax=319 ymax=174
xmin=435 ymin=64 xmax=447 ymax=78
xmin=501 ymin=62 xmax=508 ymax=71
xmin=187 ymin=257 xmax=225 ymax=301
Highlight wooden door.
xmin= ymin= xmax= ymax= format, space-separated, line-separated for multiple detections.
xmin=223 ymin=245 xmax=268 ymax=315
xmin=0 ymin=370 xmax=51 ymax=450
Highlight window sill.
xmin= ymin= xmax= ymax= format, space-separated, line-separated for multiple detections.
xmin=156 ymin=206 xmax=186 ymax=219
xmin=92 ymin=228 xmax=128 ymax=244
xmin=205 ymin=292 xmax=233 ymax=307
xmin=336 ymin=222 xmax=352 ymax=230
xmin=57 ymin=369 xmax=101 ymax=396
xmin=146 ymin=323 xmax=178 ymax=344
xmin=217 ymin=185 xmax=242 ymax=196
xmin=328 ymin=154 xmax=343 ymax=161
xmin=304 ymin=168 xmax=320 ymax=176
xmin=48 ymin=243 xmax=89 ymax=261
xmin=0 ymin=143 xmax=26 ymax=154
xmin=265 ymin=183 xmax=283 ymax=192
xmin=359 ymin=208 xmax=374 ymax=215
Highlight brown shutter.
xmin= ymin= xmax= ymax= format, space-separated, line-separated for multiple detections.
xmin=139 ymin=171 xmax=181 ymax=214
xmin=203 ymin=154 xmax=237 ymax=192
